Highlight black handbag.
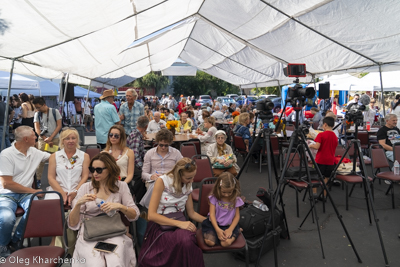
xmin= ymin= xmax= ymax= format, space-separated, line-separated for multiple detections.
xmin=160 ymin=207 xmax=186 ymax=231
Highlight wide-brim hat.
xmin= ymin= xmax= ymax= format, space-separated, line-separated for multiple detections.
xmin=100 ymin=89 xmax=114 ymax=100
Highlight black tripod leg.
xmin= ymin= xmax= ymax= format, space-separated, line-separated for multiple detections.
xmin=301 ymin=133 xmax=363 ymax=263
xmin=236 ymin=133 xmax=263 ymax=180
xmin=354 ymin=140 xmax=389 ymax=265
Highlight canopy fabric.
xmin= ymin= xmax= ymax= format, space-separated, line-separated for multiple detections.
xmin=0 ymin=0 xmax=399 ymax=88
xmin=0 ymin=71 xmax=39 ymax=90
xmin=162 ymin=65 xmax=197 ymax=76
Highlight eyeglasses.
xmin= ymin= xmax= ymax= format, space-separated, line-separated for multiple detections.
xmin=184 ymin=160 xmax=196 ymax=170
xmin=109 ymin=133 xmax=120 ymax=139
xmin=371 ymin=102 xmax=376 ymax=104
xmin=88 ymin=167 xmax=107 ymax=174
xmin=158 ymin=144 xmax=169 ymax=148
xmin=216 ymin=136 xmax=225 ymax=140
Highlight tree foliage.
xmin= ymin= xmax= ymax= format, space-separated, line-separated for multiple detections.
xmin=172 ymin=71 xmax=239 ymax=97
xmin=126 ymin=71 xmax=169 ymax=93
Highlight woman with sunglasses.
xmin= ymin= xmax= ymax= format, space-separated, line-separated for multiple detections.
xmin=103 ymin=125 xmax=135 ymax=190
xmin=139 ymin=158 xmax=206 ymax=267
xmin=68 ymin=153 xmax=139 ymax=266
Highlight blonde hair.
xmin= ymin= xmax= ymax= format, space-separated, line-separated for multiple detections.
xmin=59 ymin=128 xmax=80 ymax=149
xmin=166 ymin=158 xmax=197 ymax=194
xmin=211 ymin=172 xmax=240 ymax=204
xmin=238 ymin=113 xmax=250 ymax=125
xmin=204 ymin=116 xmax=215 ymax=126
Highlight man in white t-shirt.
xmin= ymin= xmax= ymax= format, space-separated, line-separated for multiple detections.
xmin=0 ymin=126 xmax=50 ymax=257
xmin=211 ymin=105 xmax=224 ymax=120
xmin=83 ymin=97 xmax=94 ymax=132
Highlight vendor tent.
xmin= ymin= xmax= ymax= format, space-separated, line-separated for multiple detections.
xmin=0 ymin=71 xmax=39 ymax=90
xmin=354 ymin=71 xmax=400 ymax=92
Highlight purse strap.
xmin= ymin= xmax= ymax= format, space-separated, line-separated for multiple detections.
xmin=161 ymin=206 xmax=179 ymax=215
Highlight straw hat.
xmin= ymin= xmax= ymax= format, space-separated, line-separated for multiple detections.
xmin=100 ymin=89 xmax=114 ymax=100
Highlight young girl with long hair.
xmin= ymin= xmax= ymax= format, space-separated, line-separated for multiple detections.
xmin=202 ymin=172 xmax=244 ymax=247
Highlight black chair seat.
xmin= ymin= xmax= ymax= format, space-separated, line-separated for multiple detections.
xmin=196 ymin=228 xmax=246 ymax=251
xmin=4 ymin=246 xmax=65 ymax=267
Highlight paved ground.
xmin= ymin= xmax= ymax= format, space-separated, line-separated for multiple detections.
xmin=58 ymin=131 xmax=400 ymax=266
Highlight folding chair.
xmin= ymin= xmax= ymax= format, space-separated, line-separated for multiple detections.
xmin=188 ymin=138 xmax=201 ymax=156
xmin=195 ymin=177 xmax=249 ymax=267
xmin=393 ymin=143 xmax=400 ymax=162
xmin=233 ymin=136 xmax=250 ymax=172
xmin=281 ymin=153 xmax=322 ymax=217
xmin=180 ymin=142 xmax=198 ymax=158
xmin=259 ymin=135 xmax=280 ymax=173
xmin=85 ymin=144 xmax=102 ymax=161
xmin=371 ymin=148 xmax=400 ymax=208
xmin=4 ymin=192 xmax=67 ymax=267
xmin=191 ymin=155 xmax=213 ymax=202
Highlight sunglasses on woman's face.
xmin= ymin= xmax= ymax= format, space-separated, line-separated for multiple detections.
xmin=109 ymin=133 xmax=120 ymax=139
xmin=88 ymin=167 xmax=107 ymax=174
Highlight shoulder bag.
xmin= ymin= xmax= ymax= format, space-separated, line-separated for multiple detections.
xmin=159 ymin=206 xmax=186 ymax=231
xmin=82 ymin=212 xmax=127 ymax=241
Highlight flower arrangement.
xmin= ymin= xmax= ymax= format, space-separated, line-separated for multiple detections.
xmin=166 ymin=120 xmax=178 ymax=130
xmin=232 ymin=111 xmax=240 ymax=117
xmin=160 ymin=113 xmax=166 ymax=120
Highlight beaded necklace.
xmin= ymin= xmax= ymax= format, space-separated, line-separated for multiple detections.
xmin=109 ymin=149 xmax=123 ymax=161
xmin=64 ymin=155 xmax=78 ymax=170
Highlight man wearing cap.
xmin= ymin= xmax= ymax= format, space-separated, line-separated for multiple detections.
xmin=118 ymin=89 xmax=144 ymax=135
xmin=94 ymin=89 xmax=120 ymax=149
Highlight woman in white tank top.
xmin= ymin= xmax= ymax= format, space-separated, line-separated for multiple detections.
xmin=102 ymin=125 xmax=135 ymax=188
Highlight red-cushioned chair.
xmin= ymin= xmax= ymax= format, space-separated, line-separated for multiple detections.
xmin=259 ymin=136 xmax=281 ymax=173
xmin=233 ymin=136 xmax=251 ymax=172
xmin=85 ymin=145 xmax=101 ymax=180
xmin=195 ymin=177 xmax=249 ymax=267
xmin=371 ymin=148 xmax=400 ymax=208
xmin=188 ymin=138 xmax=201 ymax=156
xmin=393 ymin=143 xmax=400 ymax=162
xmin=191 ymin=155 xmax=213 ymax=202
xmin=357 ymin=131 xmax=370 ymax=155
xmin=180 ymin=142 xmax=198 ymax=158
xmin=4 ymin=192 xmax=67 ymax=267
xmin=281 ymin=153 xmax=322 ymax=217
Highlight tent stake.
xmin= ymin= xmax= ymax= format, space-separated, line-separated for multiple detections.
xmin=1 ymin=58 xmax=15 ymax=151
xmin=378 ymin=64 xmax=385 ymax=116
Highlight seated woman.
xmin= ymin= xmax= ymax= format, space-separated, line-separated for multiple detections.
xmin=194 ymin=116 xmax=217 ymax=155
xmin=207 ymin=130 xmax=239 ymax=177
xmin=102 ymin=125 xmax=135 ymax=191
xmin=46 ymin=128 xmax=90 ymax=246
xmin=68 ymin=153 xmax=139 ymax=266
xmin=234 ymin=113 xmax=252 ymax=152
xmin=138 ymin=158 xmax=206 ymax=267
xmin=176 ymin=112 xmax=192 ymax=133
xmin=145 ymin=107 xmax=154 ymax=121
xmin=196 ymin=110 xmax=210 ymax=134
xmin=310 ymin=107 xmax=323 ymax=125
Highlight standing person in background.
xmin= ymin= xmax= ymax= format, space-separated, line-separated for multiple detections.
xmin=191 ymin=95 xmax=196 ymax=107
xmin=364 ymin=97 xmax=377 ymax=125
xmin=0 ymin=97 xmax=14 ymax=151
xmin=186 ymin=96 xmax=192 ymax=106
xmin=179 ymin=97 xmax=188 ymax=115
xmin=11 ymin=98 xmax=22 ymax=132
xmin=391 ymin=94 xmax=400 ymax=110
xmin=391 ymin=94 xmax=400 ymax=129
xmin=83 ymin=97 xmax=94 ymax=132
xmin=167 ymin=95 xmax=175 ymax=111
xmin=94 ymin=89 xmax=120 ymax=149
xmin=74 ymin=97 xmax=84 ymax=125
xmin=20 ymin=93 xmax=35 ymax=129
xmin=118 ymin=89 xmax=144 ymax=135
xmin=33 ymin=97 xmax=62 ymax=184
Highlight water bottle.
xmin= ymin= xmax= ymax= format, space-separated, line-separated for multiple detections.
xmin=253 ymin=200 xmax=269 ymax=211
xmin=180 ymin=125 xmax=184 ymax=134
xmin=394 ymin=160 xmax=400 ymax=176
xmin=95 ymin=198 xmax=117 ymax=217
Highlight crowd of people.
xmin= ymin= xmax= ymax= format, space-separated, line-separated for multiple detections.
xmin=1 ymin=88 xmax=400 ymax=266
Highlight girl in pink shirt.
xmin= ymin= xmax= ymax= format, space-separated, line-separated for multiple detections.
xmin=202 ymin=172 xmax=243 ymax=247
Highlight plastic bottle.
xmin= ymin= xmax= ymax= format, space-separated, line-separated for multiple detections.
xmin=95 ymin=198 xmax=117 ymax=217
xmin=394 ymin=160 xmax=400 ymax=176
xmin=180 ymin=126 xmax=184 ymax=135
xmin=253 ymin=200 xmax=269 ymax=211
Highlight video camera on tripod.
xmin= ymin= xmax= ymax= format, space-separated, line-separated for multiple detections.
xmin=345 ymin=105 xmax=365 ymax=124
xmin=256 ymin=98 xmax=274 ymax=124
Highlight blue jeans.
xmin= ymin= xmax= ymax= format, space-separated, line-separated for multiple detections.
xmin=0 ymin=193 xmax=36 ymax=246
xmin=0 ymin=125 xmax=11 ymax=152
xmin=385 ymin=151 xmax=394 ymax=162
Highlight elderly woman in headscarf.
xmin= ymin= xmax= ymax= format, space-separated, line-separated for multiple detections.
xmin=206 ymin=130 xmax=239 ymax=177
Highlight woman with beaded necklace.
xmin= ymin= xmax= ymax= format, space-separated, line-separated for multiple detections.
xmin=102 ymin=125 xmax=135 ymax=191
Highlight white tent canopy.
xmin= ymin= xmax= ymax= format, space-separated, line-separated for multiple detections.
xmin=0 ymin=0 xmax=399 ymax=88
xmin=316 ymin=74 xmax=369 ymax=91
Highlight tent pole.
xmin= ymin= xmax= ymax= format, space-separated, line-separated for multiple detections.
xmin=62 ymin=73 xmax=69 ymax=125
xmin=1 ymin=58 xmax=15 ymax=151
xmin=379 ymin=64 xmax=385 ymax=116
xmin=278 ymin=80 xmax=282 ymax=96
xmin=58 ymin=73 xmax=66 ymax=109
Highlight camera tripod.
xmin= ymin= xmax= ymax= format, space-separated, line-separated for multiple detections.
xmin=236 ymin=113 xmax=290 ymax=267
xmin=322 ymin=121 xmax=389 ymax=266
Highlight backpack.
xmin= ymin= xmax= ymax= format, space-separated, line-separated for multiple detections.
xmin=38 ymin=108 xmax=62 ymax=134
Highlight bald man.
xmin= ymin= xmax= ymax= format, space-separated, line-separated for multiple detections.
xmin=147 ymin=112 xmax=167 ymax=133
